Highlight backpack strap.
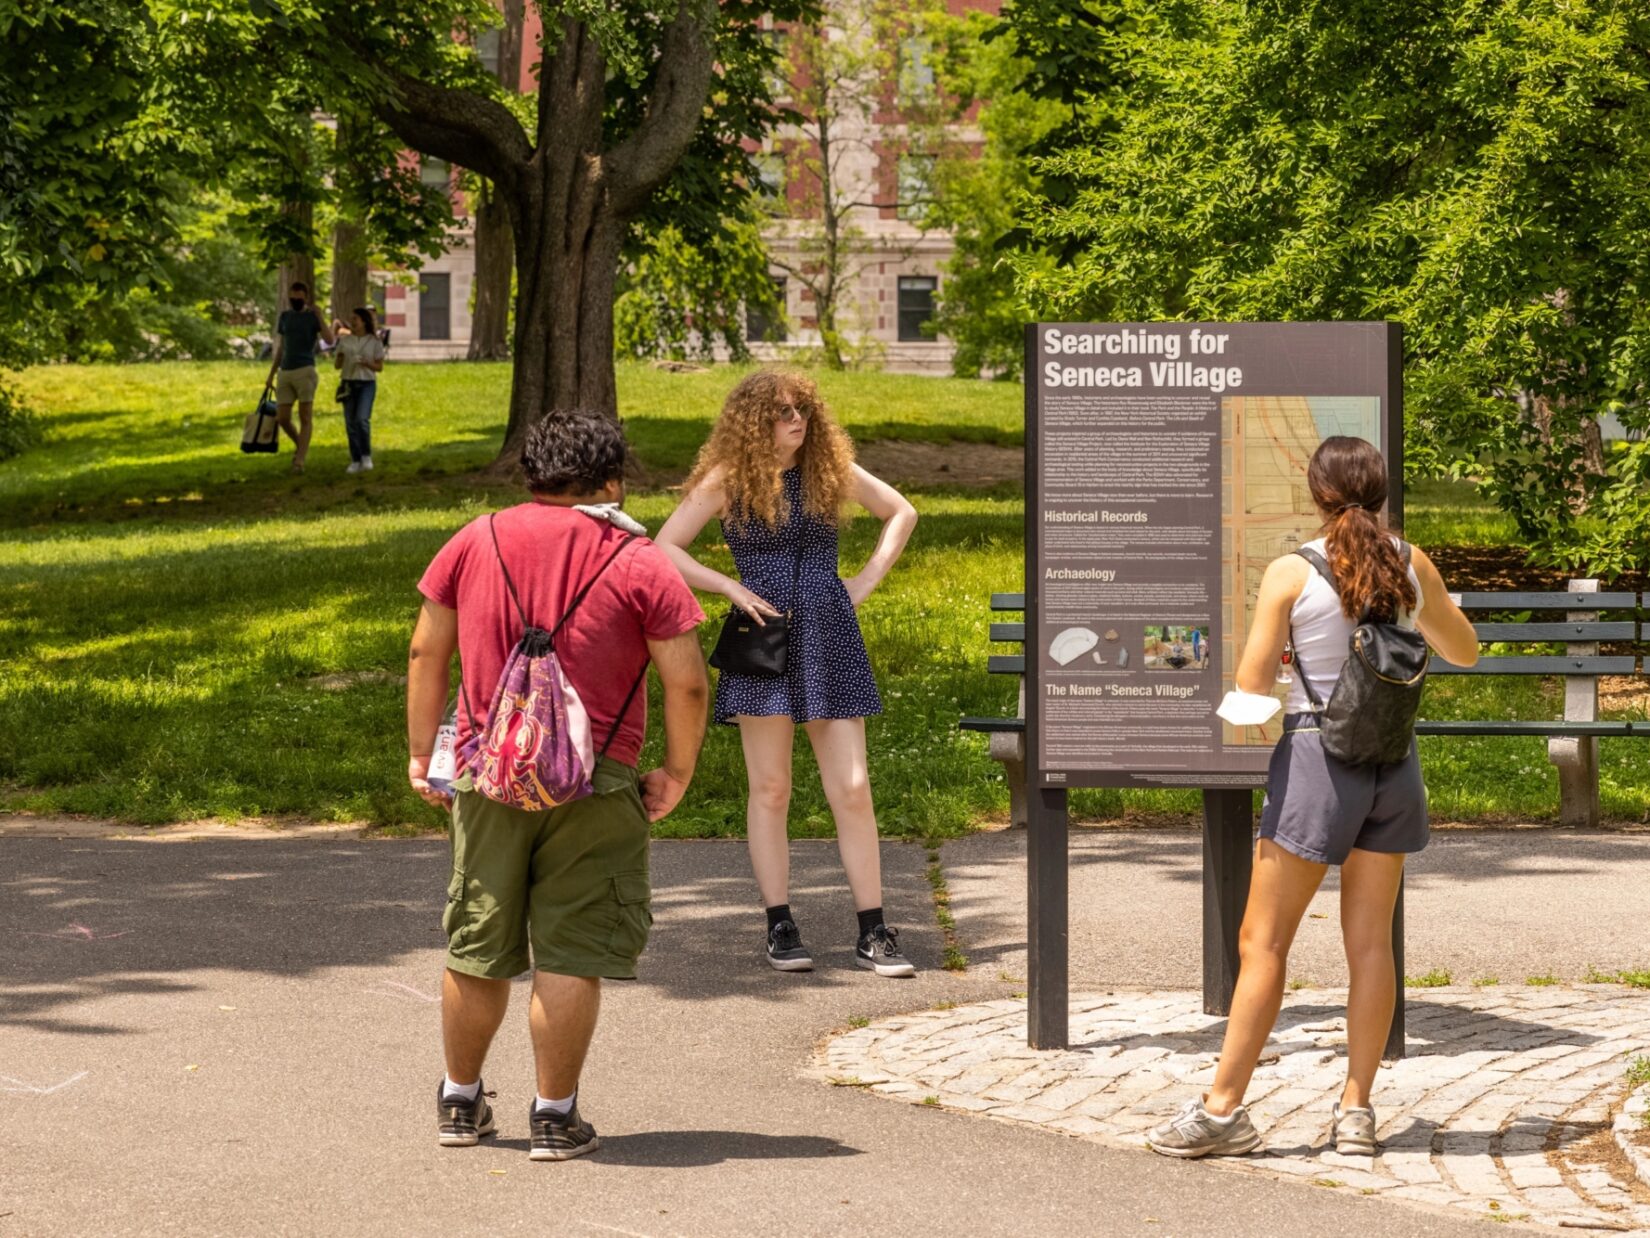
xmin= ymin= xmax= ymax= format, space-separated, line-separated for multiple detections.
xmin=488 ymin=513 xmax=532 ymax=632
xmin=550 ymin=533 xmax=638 ymax=643
xmin=1295 ymin=545 xmax=1338 ymax=591
xmin=597 ymin=663 xmax=649 ymax=759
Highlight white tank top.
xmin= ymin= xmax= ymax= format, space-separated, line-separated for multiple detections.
xmin=1285 ymin=537 xmax=1425 ymax=712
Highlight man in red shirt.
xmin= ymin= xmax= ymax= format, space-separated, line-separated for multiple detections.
xmin=407 ymin=411 xmax=707 ymax=1161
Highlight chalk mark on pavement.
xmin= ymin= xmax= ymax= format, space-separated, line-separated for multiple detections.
xmin=0 ymin=1072 xmax=88 ymax=1095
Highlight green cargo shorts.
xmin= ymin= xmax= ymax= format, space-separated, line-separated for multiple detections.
xmin=443 ymin=757 xmax=652 ymax=981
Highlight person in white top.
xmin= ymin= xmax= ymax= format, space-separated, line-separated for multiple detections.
xmin=332 ymin=306 xmax=387 ymax=473
xmin=1148 ymin=435 xmax=1479 ymax=1161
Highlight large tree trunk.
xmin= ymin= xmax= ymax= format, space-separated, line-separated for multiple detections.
xmin=496 ymin=18 xmax=623 ymax=462
xmin=365 ymin=9 xmax=720 ymax=466
xmin=467 ymin=0 xmax=523 ymax=361
xmin=500 ymin=184 xmax=623 ymax=460
xmin=467 ymin=181 xmax=514 ymax=360
xmin=330 ymin=217 xmax=368 ymax=323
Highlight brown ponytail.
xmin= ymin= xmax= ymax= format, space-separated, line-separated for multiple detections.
xmin=1306 ymin=436 xmax=1416 ymax=622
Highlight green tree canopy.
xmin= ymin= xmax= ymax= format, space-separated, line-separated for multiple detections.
xmin=1001 ymin=0 xmax=1650 ymax=572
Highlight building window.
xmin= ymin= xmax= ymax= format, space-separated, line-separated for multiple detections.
xmin=897 ymin=154 xmax=935 ymax=223
xmin=420 ymin=157 xmax=451 ymax=193
xmin=753 ymin=151 xmax=785 ymax=202
xmin=897 ymin=276 xmax=937 ymax=342
xmin=900 ymin=36 xmax=935 ymax=103
xmin=475 ymin=27 xmax=502 ymax=78
xmin=747 ymin=277 xmax=787 ymax=344
xmin=420 ymin=272 xmax=451 ymax=341
xmin=760 ymin=28 xmax=790 ymax=99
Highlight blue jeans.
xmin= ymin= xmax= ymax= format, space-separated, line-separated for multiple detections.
xmin=342 ymin=380 xmax=377 ymax=461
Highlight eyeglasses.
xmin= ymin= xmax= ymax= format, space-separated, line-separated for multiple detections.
xmin=773 ymin=403 xmax=812 ymax=423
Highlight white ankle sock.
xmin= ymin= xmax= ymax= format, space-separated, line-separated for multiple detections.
xmin=443 ymin=1076 xmax=482 ymax=1102
xmin=535 ymin=1092 xmax=575 ymax=1117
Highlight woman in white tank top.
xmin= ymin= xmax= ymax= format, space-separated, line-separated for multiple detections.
xmin=1149 ymin=437 xmax=1479 ymax=1161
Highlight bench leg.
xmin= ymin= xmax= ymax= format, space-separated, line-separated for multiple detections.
xmin=1549 ymin=736 xmax=1600 ymax=828
xmin=1007 ymin=759 xmax=1028 ymax=830
xmin=1551 ymin=579 xmax=1601 ymax=830
xmin=988 ymin=732 xmax=1029 ymax=830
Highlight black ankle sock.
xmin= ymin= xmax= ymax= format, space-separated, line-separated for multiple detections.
xmin=766 ymin=904 xmax=793 ymax=932
xmin=856 ymin=907 xmax=884 ymax=938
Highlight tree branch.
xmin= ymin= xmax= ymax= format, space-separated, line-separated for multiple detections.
xmin=372 ymin=66 xmax=534 ymax=194
xmin=606 ymin=0 xmax=719 ymax=214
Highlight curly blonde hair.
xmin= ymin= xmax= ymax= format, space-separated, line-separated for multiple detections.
xmin=684 ymin=369 xmax=856 ymax=530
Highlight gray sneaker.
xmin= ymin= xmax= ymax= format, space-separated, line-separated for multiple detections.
xmin=855 ymin=924 xmax=916 ymax=978
xmin=1332 ymin=1102 xmax=1378 ymax=1155
xmin=1146 ymin=1099 xmax=1262 ymax=1158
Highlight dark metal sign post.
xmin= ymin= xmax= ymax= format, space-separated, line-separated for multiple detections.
xmin=1023 ymin=322 xmax=1405 ymax=1057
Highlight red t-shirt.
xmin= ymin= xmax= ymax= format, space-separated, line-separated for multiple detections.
xmin=418 ymin=504 xmax=705 ymax=767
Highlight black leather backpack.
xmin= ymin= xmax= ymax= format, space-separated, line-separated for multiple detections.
xmin=1293 ymin=544 xmax=1429 ymax=766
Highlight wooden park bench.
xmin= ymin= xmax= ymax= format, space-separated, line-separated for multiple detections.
xmin=962 ymin=582 xmax=1646 ymax=830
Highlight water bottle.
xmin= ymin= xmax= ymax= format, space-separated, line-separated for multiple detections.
xmin=428 ymin=714 xmax=459 ymax=794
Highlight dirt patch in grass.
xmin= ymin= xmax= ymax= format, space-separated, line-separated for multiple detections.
xmin=1425 ymin=544 xmax=1650 ymax=594
xmin=856 ymin=440 xmax=1025 ymax=489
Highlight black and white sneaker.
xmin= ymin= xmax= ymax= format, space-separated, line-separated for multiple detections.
xmin=766 ymin=919 xmax=814 ymax=972
xmin=529 ymin=1098 xmax=601 ymax=1162
xmin=855 ymin=924 xmax=916 ymax=978
xmin=436 ymin=1080 xmax=496 ymax=1147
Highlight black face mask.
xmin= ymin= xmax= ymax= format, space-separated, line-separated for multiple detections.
xmin=289 ymin=297 xmax=305 ymax=311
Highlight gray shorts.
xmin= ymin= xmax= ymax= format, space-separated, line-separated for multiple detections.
xmin=1257 ymin=714 xmax=1429 ymax=865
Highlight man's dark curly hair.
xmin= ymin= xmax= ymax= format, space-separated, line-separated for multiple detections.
xmin=522 ymin=410 xmax=629 ymax=495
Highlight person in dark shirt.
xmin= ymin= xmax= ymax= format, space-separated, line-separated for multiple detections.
xmin=264 ymin=281 xmax=335 ymax=474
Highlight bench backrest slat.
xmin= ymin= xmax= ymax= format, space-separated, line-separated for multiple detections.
xmin=1472 ymin=622 xmax=1637 ymax=641
xmin=991 ymin=592 xmax=1027 ymax=611
xmin=989 ymin=654 xmax=1027 ymax=674
xmin=1429 ymin=655 xmax=1637 ymax=675
xmin=990 ymin=622 xmax=1027 ymax=642
xmin=1454 ymin=591 xmax=1637 ymax=610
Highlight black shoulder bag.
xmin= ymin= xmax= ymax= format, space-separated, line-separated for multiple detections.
xmin=707 ymin=532 xmax=804 ymax=677
xmin=1292 ymin=542 xmax=1429 ymax=766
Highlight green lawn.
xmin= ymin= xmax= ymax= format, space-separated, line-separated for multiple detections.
xmin=2 ymin=360 xmax=1641 ymax=831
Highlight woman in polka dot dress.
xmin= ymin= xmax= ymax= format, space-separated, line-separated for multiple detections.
xmin=658 ymin=370 xmax=919 ymax=977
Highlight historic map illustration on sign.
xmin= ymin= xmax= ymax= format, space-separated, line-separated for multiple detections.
xmin=1220 ymin=395 xmax=1382 ymax=746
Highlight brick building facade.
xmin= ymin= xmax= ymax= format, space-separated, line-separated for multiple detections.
xmin=371 ymin=2 xmax=998 ymax=372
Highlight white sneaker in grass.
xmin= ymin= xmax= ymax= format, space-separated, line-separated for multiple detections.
xmin=346 ymin=460 xmax=362 ymax=474
xmin=1146 ymin=1099 xmax=1261 ymax=1158
xmin=1332 ymin=1102 xmax=1378 ymax=1155
xmin=360 ymin=455 xmax=373 ymax=471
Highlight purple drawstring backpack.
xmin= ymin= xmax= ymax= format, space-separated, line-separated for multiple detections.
xmin=457 ymin=515 xmax=645 ymax=811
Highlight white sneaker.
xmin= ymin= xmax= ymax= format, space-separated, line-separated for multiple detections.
xmin=346 ymin=461 xmax=362 ymax=474
xmin=360 ymin=456 xmax=374 ymax=471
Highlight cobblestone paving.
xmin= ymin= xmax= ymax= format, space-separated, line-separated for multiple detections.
xmin=817 ymin=987 xmax=1650 ymax=1232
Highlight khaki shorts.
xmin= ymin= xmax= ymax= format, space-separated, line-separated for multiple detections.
xmin=442 ymin=758 xmax=652 ymax=980
xmin=274 ymin=365 xmax=319 ymax=404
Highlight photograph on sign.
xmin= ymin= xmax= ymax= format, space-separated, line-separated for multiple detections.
xmin=1026 ymin=322 xmax=1401 ymax=789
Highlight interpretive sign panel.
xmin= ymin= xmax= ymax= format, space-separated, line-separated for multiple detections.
xmin=1026 ymin=322 xmax=1402 ymax=789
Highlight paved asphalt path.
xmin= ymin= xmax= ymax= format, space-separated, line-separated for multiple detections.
xmin=944 ymin=826 xmax=1650 ymax=989
xmin=1 ymin=829 xmax=1560 ymax=1237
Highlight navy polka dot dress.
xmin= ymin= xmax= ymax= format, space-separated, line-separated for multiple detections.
xmin=714 ymin=466 xmax=883 ymax=725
